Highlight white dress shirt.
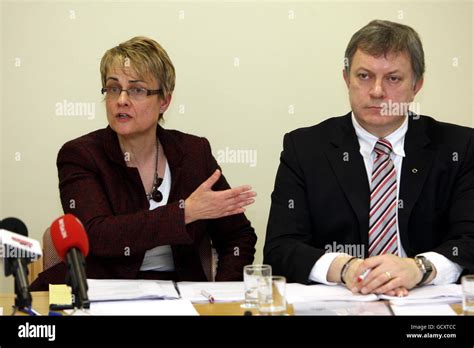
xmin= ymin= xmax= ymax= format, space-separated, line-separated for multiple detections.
xmin=309 ymin=113 xmax=463 ymax=285
xmin=140 ymin=161 xmax=176 ymax=272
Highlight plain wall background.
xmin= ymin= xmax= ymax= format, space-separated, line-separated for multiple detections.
xmin=1 ymin=0 xmax=473 ymax=293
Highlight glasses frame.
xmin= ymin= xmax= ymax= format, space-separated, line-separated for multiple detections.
xmin=100 ymin=87 xmax=162 ymax=99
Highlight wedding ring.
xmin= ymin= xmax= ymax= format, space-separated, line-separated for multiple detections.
xmin=385 ymin=271 xmax=392 ymax=281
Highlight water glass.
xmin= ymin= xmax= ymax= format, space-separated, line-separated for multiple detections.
xmin=241 ymin=264 xmax=272 ymax=309
xmin=258 ymin=275 xmax=287 ymax=315
xmin=462 ymin=275 xmax=474 ymax=315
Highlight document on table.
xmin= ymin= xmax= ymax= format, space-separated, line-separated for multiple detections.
xmin=286 ymin=284 xmax=378 ymax=303
xmin=286 ymin=283 xmax=462 ymax=305
xmin=177 ymin=282 xmax=245 ymax=303
xmin=66 ymin=299 xmax=198 ymax=316
xmin=390 ymin=304 xmax=457 ymax=316
xmin=293 ymin=301 xmax=393 ymax=315
xmin=380 ymin=284 xmax=462 ymax=306
xmin=0 ymin=307 xmax=3 ymax=316
xmin=87 ymin=279 xmax=180 ymax=302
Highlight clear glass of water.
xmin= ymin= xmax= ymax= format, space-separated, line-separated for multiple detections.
xmin=241 ymin=264 xmax=272 ymax=309
xmin=462 ymin=275 xmax=474 ymax=315
xmin=258 ymin=275 xmax=287 ymax=315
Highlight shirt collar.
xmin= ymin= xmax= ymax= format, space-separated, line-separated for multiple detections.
xmin=351 ymin=112 xmax=408 ymax=159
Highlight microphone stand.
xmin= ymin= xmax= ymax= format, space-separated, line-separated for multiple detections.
xmin=66 ymin=248 xmax=90 ymax=310
xmin=7 ymin=257 xmax=33 ymax=314
xmin=14 ymin=260 xmax=32 ymax=309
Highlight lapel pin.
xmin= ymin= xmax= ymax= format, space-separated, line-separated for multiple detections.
xmin=412 ymin=168 xmax=418 ymax=173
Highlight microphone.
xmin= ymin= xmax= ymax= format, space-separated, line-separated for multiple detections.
xmin=50 ymin=214 xmax=90 ymax=309
xmin=0 ymin=217 xmax=36 ymax=309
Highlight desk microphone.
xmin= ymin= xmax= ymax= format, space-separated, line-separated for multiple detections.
xmin=0 ymin=217 xmax=33 ymax=309
xmin=50 ymin=214 xmax=90 ymax=309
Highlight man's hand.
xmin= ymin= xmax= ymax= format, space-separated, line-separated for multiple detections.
xmin=184 ymin=169 xmax=256 ymax=224
xmin=328 ymin=254 xmax=412 ymax=296
xmin=350 ymin=254 xmax=424 ymax=295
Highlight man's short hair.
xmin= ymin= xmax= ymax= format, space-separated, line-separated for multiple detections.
xmin=344 ymin=20 xmax=425 ymax=85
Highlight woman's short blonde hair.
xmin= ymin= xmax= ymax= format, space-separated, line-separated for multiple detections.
xmin=100 ymin=36 xmax=176 ymax=119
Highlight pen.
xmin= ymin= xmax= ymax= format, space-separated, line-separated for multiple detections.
xmin=357 ymin=269 xmax=371 ymax=283
xmin=200 ymin=290 xmax=215 ymax=303
xmin=13 ymin=307 xmax=40 ymax=316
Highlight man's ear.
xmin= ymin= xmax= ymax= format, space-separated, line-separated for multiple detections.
xmin=413 ymin=76 xmax=424 ymax=96
xmin=343 ymin=69 xmax=350 ymax=88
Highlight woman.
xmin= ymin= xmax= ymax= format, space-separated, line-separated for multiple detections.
xmin=31 ymin=36 xmax=257 ymax=290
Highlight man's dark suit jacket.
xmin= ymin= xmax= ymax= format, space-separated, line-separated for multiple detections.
xmin=264 ymin=113 xmax=474 ymax=284
xmin=31 ymin=125 xmax=256 ymax=290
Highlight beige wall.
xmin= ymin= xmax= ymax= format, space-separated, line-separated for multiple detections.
xmin=1 ymin=0 xmax=472 ymax=293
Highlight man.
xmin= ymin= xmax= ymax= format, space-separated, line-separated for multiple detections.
xmin=264 ymin=20 xmax=474 ymax=296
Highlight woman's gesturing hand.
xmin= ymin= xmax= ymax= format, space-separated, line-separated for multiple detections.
xmin=184 ymin=169 xmax=256 ymax=224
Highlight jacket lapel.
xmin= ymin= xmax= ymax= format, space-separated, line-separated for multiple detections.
xmin=325 ymin=113 xmax=370 ymax=250
xmin=398 ymin=116 xmax=435 ymax=254
xmin=156 ymin=125 xmax=184 ymax=202
xmin=102 ymin=125 xmax=185 ymax=204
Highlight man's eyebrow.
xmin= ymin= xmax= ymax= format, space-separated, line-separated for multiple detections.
xmin=355 ymin=67 xmax=372 ymax=73
xmin=354 ymin=67 xmax=402 ymax=75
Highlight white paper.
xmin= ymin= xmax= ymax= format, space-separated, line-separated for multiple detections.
xmin=380 ymin=284 xmax=462 ymax=306
xmin=66 ymin=299 xmax=198 ymax=316
xmin=287 ymin=284 xmax=462 ymax=305
xmin=293 ymin=301 xmax=392 ymax=315
xmin=391 ymin=304 xmax=457 ymax=316
xmin=286 ymin=284 xmax=378 ymax=303
xmin=0 ymin=307 xmax=3 ymax=316
xmin=87 ymin=279 xmax=180 ymax=302
xmin=177 ymin=281 xmax=245 ymax=303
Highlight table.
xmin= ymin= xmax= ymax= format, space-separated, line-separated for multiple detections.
xmin=0 ymin=292 xmax=463 ymax=315
xmin=0 ymin=292 xmax=295 ymax=316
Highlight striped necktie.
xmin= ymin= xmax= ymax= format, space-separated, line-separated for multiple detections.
xmin=368 ymin=139 xmax=399 ymax=256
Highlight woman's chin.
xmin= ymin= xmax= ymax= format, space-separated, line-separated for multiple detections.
xmin=109 ymin=122 xmax=135 ymax=136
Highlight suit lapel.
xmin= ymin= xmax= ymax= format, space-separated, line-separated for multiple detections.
xmin=398 ymin=116 xmax=435 ymax=254
xmin=325 ymin=114 xmax=370 ymax=250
